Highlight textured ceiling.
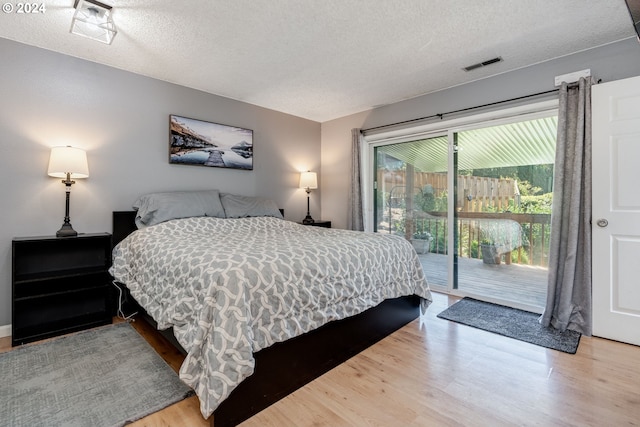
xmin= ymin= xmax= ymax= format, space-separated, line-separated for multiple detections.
xmin=0 ymin=1 xmax=635 ymax=122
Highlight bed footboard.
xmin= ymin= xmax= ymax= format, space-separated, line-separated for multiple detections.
xmin=213 ymin=294 xmax=420 ymax=427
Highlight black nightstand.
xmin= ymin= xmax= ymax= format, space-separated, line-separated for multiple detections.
xmin=300 ymin=220 xmax=331 ymax=228
xmin=11 ymin=233 xmax=113 ymax=346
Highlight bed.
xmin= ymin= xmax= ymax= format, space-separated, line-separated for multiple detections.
xmin=109 ymin=190 xmax=432 ymax=426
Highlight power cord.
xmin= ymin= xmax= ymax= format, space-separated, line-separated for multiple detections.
xmin=112 ymin=280 xmax=138 ymax=322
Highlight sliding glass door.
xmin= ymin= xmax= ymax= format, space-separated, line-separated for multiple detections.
xmin=453 ymin=117 xmax=556 ymax=310
xmin=371 ymin=110 xmax=557 ymax=312
xmin=374 ymin=134 xmax=450 ymax=289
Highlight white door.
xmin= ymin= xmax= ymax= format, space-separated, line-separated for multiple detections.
xmin=592 ymin=76 xmax=640 ymax=346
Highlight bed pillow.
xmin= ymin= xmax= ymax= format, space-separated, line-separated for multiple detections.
xmin=133 ymin=190 xmax=226 ymax=228
xmin=220 ymin=193 xmax=283 ymax=219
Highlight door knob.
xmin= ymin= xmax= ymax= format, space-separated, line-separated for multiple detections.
xmin=596 ymin=218 xmax=608 ymax=227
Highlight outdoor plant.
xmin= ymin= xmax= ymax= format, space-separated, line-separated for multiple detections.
xmin=410 ymin=230 xmax=433 ymax=254
xmin=413 ymin=231 xmax=433 ymax=240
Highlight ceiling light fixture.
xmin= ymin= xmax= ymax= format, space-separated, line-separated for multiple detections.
xmin=70 ymin=0 xmax=117 ymax=45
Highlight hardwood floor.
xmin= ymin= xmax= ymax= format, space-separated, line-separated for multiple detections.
xmin=2 ymin=292 xmax=639 ymax=426
xmin=238 ymin=293 xmax=640 ymax=427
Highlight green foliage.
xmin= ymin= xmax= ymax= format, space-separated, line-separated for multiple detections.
xmin=469 ymin=240 xmax=479 ymax=258
xmin=509 ymin=248 xmax=529 ymax=264
xmin=414 ymin=191 xmax=435 ymax=211
xmin=430 ymin=221 xmax=447 ymax=254
xmin=517 ymin=180 xmax=542 ymax=196
xmin=435 ymin=191 xmax=448 ymax=212
xmin=518 ymin=193 xmax=553 ymax=214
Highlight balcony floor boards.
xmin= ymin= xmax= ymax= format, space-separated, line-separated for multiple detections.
xmin=419 ymin=252 xmax=548 ymax=311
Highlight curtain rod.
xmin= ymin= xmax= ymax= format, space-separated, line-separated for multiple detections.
xmin=362 ymin=88 xmax=560 ymax=133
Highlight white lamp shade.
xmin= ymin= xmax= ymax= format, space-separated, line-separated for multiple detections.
xmin=48 ymin=146 xmax=89 ymax=179
xmin=299 ymin=171 xmax=318 ymax=190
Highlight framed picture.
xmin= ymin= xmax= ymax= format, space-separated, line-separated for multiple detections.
xmin=169 ymin=115 xmax=253 ymax=170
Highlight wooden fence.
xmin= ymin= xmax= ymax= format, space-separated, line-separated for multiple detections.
xmin=379 ymin=170 xmax=517 ymax=212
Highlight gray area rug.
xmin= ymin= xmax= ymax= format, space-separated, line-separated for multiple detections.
xmin=437 ymin=297 xmax=581 ymax=354
xmin=0 ymin=322 xmax=194 ymax=427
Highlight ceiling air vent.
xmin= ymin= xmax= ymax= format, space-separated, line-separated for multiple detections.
xmin=463 ymin=56 xmax=503 ymax=72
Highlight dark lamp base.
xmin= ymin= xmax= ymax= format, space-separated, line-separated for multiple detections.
xmin=302 ymin=216 xmax=315 ymax=225
xmin=56 ymin=223 xmax=78 ymax=237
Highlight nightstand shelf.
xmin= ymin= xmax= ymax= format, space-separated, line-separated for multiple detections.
xmin=12 ymin=233 xmax=113 ymax=346
xmin=300 ymin=220 xmax=331 ymax=228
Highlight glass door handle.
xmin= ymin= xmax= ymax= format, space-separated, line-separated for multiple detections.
xmin=596 ymin=218 xmax=608 ymax=227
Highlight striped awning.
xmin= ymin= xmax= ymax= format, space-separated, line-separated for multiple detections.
xmin=379 ymin=116 xmax=557 ymax=172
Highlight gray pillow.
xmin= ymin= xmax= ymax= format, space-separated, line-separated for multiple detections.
xmin=133 ymin=190 xmax=225 ymax=228
xmin=220 ymin=193 xmax=283 ymax=219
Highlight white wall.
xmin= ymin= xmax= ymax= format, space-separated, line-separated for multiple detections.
xmin=0 ymin=38 xmax=321 ymax=327
xmin=321 ymin=38 xmax=640 ymax=229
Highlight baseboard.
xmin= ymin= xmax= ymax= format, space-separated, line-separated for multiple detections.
xmin=0 ymin=324 xmax=11 ymax=339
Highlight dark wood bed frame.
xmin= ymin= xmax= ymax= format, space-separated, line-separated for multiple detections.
xmin=112 ymin=211 xmax=421 ymax=427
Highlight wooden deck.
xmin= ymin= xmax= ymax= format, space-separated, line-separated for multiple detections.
xmin=418 ymin=253 xmax=548 ymax=311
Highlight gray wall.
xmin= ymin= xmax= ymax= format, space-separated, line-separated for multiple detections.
xmin=321 ymin=38 xmax=640 ymax=229
xmin=0 ymin=38 xmax=321 ymax=327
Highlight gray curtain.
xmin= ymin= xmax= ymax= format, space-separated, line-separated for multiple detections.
xmin=541 ymin=77 xmax=592 ymax=336
xmin=347 ymin=128 xmax=364 ymax=231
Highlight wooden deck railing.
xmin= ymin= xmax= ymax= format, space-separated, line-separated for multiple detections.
xmin=413 ymin=211 xmax=552 ymax=267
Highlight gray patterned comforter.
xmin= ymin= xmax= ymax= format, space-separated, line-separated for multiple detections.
xmin=109 ymin=216 xmax=431 ymax=418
